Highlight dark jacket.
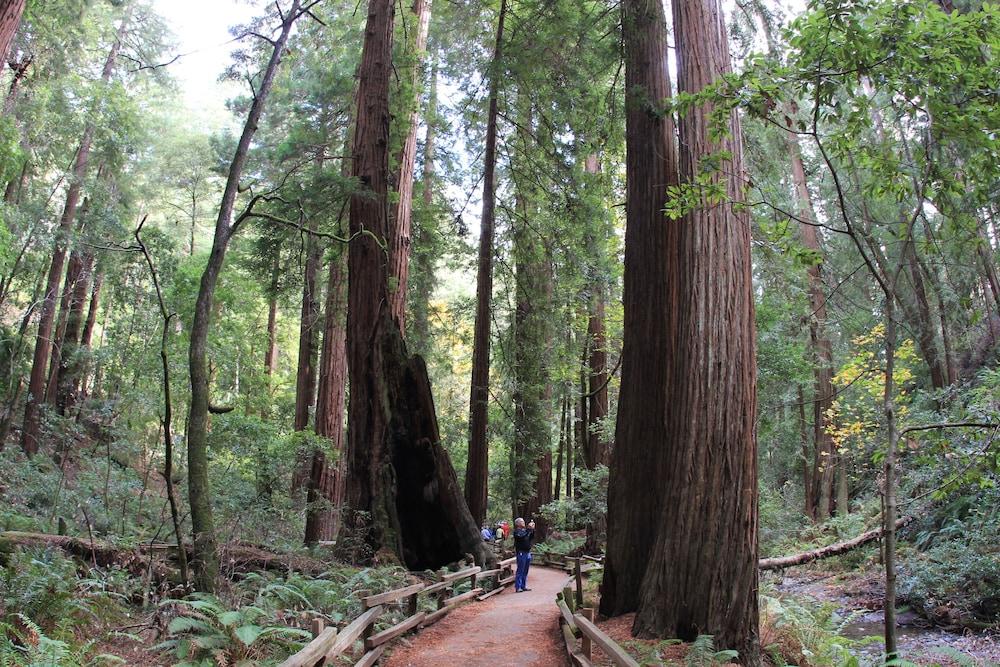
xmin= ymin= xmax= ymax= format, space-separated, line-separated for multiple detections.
xmin=514 ymin=527 xmax=534 ymax=553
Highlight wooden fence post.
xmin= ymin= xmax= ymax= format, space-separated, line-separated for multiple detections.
xmin=407 ymin=592 xmax=418 ymax=617
xmin=580 ymin=608 xmax=594 ymax=661
xmin=574 ymin=558 xmax=584 ymax=609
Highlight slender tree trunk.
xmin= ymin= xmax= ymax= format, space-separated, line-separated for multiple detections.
xmin=0 ymin=269 xmax=43 ymax=446
xmin=264 ymin=253 xmax=280 ymax=379
xmin=21 ymin=9 xmax=130 ymax=456
xmin=798 ymin=385 xmax=814 ymax=518
xmin=465 ymin=0 xmax=508 ymax=527
xmin=554 ymin=395 xmax=565 ymax=502
xmin=74 ymin=269 xmax=103 ymax=405
xmin=306 ymin=250 xmax=347 ymax=545
xmin=341 ymin=0 xmax=492 ymax=570
xmin=883 ymin=297 xmax=899 ymax=660
xmin=0 ymin=0 xmax=25 ymax=67
xmin=409 ymin=63 xmax=438 ymax=355
xmin=601 ymin=0 xmax=677 ymax=618
xmin=632 ymin=0 xmax=760 ymax=660
xmin=55 ymin=251 xmax=94 ymax=414
xmin=186 ymin=1 xmax=300 ymax=591
xmin=786 ymin=135 xmax=837 ymax=520
xmin=388 ymin=0 xmax=432 ymax=327
xmin=291 ymin=223 xmax=322 ymax=495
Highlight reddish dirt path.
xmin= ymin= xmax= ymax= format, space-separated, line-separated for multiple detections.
xmin=384 ymin=566 xmax=569 ymax=667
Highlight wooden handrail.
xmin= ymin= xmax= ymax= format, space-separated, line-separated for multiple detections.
xmin=574 ymin=612 xmax=639 ymax=667
xmin=361 ymin=582 xmax=425 ymax=608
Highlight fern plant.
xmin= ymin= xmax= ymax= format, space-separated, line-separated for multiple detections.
xmin=156 ymin=594 xmax=311 ymax=667
xmin=0 ymin=614 xmax=124 ymax=667
xmin=684 ymin=635 xmax=739 ymax=667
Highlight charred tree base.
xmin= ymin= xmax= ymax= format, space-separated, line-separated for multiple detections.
xmin=341 ymin=310 xmax=495 ymax=571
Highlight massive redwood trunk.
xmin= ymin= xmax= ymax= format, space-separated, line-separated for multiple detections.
xmin=21 ymin=9 xmax=130 ymax=456
xmin=465 ymin=0 xmax=508 ymax=527
xmin=600 ymin=0 xmax=677 ymax=618
xmin=0 ymin=0 xmax=25 ymax=66
xmin=388 ymin=0 xmax=432 ymax=327
xmin=341 ymin=0 xmax=492 ymax=570
xmin=632 ymin=0 xmax=759 ymax=661
xmin=305 ymin=251 xmax=347 ymax=545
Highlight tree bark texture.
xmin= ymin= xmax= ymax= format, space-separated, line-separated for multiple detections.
xmin=465 ymin=0 xmax=507 ymax=527
xmin=21 ymin=8 xmax=129 ymax=456
xmin=0 ymin=0 xmax=25 ymax=66
xmin=55 ymin=251 xmax=94 ymax=415
xmin=786 ymin=135 xmax=838 ymax=520
xmin=342 ymin=0 xmax=492 ymax=570
xmin=601 ymin=0 xmax=678 ymax=618
xmin=631 ymin=0 xmax=760 ymax=661
xmin=388 ymin=0 xmax=432 ymax=327
xmin=306 ymin=251 xmax=347 ymax=544
xmin=185 ymin=0 xmax=299 ymax=591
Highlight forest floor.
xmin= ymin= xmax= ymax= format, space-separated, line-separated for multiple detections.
xmin=384 ymin=565 xmax=568 ymax=667
xmin=774 ymin=569 xmax=1000 ymax=665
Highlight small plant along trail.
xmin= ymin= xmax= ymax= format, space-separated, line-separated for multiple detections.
xmin=384 ymin=565 xmax=568 ymax=667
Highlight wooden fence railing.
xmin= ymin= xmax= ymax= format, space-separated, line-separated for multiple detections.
xmin=552 ymin=554 xmax=640 ymax=667
xmin=278 ymin=556 xmax=517 ymax=667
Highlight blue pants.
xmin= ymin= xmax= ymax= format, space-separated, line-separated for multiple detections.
xmin=515 ymin=551 xmax=532 ymax=591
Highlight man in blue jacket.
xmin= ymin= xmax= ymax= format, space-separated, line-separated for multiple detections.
xmin=513 ymin=517 xmax=535 ymax=592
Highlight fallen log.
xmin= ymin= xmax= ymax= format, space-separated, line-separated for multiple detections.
xmin=758 ymin=516 xmax=913 ymax=571
xmin=0 ymin=531 xmax=330 ymax=576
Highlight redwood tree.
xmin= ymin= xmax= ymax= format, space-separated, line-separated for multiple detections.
xmin=465 ymin=0 xmax=508 ymax=527
xmin=632 ymin=0 xmax=759 ymax=660
xmin=600 ymin=0 xmax=678 ymax=617
xmin=0 ymin=0 xmax=25 ymax=66
xmin=341 ymin=0 xmax=492 ymax=570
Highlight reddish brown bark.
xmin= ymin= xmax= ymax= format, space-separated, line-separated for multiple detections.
xmin=600 ymin=0 xmax=677 ymax=618
xmin=55 ymin=251 xmax=94 ymax=414
xmin=388 ymin=0 xmax=432 ymax=327
xmin=465 ymin=0 xmax=508 ymax=527
xmin=632 ymin=0 xmax=759 ymax=659
xmin=342 ymin=0 xmax=491 ymax=570
xmin=306 ymin=251 xmax=347 ymax=544
xmin=787 ymin=133 xmax=837 ymax=519
xmin=21 ymin=10 xmax=129 ymax=456
xmin=294 ymin=227 xmax=321 ymax=432
xmin=0 ymin=0 xmax=25 ymax=65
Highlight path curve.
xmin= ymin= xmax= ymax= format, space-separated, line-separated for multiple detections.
xmin=384 ymin=566 xmax=569 ymax=667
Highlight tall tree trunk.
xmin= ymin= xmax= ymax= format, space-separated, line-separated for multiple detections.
xmin=306 ymin=250 xmax=347 ymax=545
xmin=55 ymin=251 xmax=94 ymax=414
xmin=74 ymin=269 xmax=103 ymax=404
xmin=465 ymin=0 xmax=508 ymax=527
xmin=882 ymin=296 xmax=900 ymax=660
xmin=0 ymin=0 xmax=25 ymax=67
xmin=291 ymin=223 xmax=322 ymax=494
xmin=185 ymin=1 xmax=300 ymax=591
xmin=0 ymin=268 xmax=43 ymax=446
xmin=632 ymin=0 xmax=760 ymax=660
xmin=264 ymin=253 xmax=280 ymax=379
xmin=798 ymin=385 xmax=814 ymax=518
xmin=21 ymin=9 xmax=130 ymax=456
xmin=388 ymin=0 xmax=432 ymax=327
xmin=601 ymin=0 xmax=677 ymax=618
xmin=786 ymin=134 xmax=837 ymax=520
xmin=554 ymin=394 xmax=566 ymax=502
xmin=409 ymin=63 xmax=438 ymax=356
xmin=511 ymin=115 xmax=553 ymax=539
xmin=341 ymin=0 xmax=492 ymax=570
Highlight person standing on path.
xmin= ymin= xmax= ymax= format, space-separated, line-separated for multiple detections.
xmin=513 ymin=517 xmax=535 ymax=592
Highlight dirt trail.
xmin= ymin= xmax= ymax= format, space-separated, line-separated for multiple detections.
xmin=384 ymin=565 xmax=569 ymax=667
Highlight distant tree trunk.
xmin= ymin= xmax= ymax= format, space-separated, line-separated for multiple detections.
xmin=55 ymin=251 xmax=94 ymax=414
xmin=21 ymin=8 xmax=130 ymax=456
xmin=291 ymin=223 xmax=322 ymax=496
xmin=631 ymin=0 xmax=760 ymax=661
xmin=306 ymin=250 xmax=347 ymax=545
xmin=0 ymin=269 xmax=43 ymax=446
xmin=601 ymin=0 xmax=677 ymax=618
xmin=465 ymin=0 xmax=507 ymax=527
xmin=388 ymin=0 xmax=432 ymax=327
xmin=186 ymin=1 xmax=300 ymax=591
xmin=511 ymin=114 xmax=553 ymax=538
xmin=797 ymin=385 xmax=813 ymax=518
xmin=264 ymin=253 xmax=280 ymax=379
xmin=408 ymin=63 xmax=438 ymax=356
xmin=786 ymin=134 xmax=837 ymax=520
xmin=74 ymin=269 xmax=103 ymax=404
xmin=340 ymin=0 xmax=492 ymax=570
xmin=0 ymin=0 xmax=25 ymax=66
xmin=45 ymin=242 xmax=87 ymax=406
xmin=554 ymin=395 xmax=566 ymax=502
